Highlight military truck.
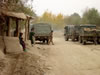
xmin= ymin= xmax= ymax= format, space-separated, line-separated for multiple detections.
xmin=79 ymin=25 xmax=97 ymax=45
xmin=64 ymin=25 xmax=80 ymax=41
xmin=31 ymin=23 xmax=52 ymax=44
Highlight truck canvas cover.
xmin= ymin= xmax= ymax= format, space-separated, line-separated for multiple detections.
xmin=32 ymin=23 xmax=52 ymax=36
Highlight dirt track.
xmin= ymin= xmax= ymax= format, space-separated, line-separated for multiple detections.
xmin=40 ymin=31 xmax=100 ymax=75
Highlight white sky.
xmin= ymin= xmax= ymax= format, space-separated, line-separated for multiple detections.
xmin=32 ymin=0 xmax=100 ymax=16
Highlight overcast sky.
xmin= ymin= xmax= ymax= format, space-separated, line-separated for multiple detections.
xmin=32 ymin=0 xmax=100 ymax=16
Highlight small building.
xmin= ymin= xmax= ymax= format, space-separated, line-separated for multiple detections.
xmin=0 ymin=10 xmax=34 ymax=54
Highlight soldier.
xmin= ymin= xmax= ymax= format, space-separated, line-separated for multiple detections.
xmin=29 ymin=28 xmax=35 ymax=46
xmin=49 ymin=30 xmax=54 ymax=45
xmin=93 ymin=29 xmax=97 ymax=45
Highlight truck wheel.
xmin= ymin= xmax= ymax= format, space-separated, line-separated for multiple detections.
xmin=76 ymin=37 xmax=79 ymax=41
xmin=47 ymin=38 xmax=50 ymax=45
xmin=97 ymin=40 xmax=100 ymax=44
xmin=47 ymin=39 xmax=49 ymax=44
xmin=43 ymin=40 xmax=45 ymax=43
xmin=65 ymin=36 xmax=68 ymax=41
xmin=66 ymin=38 xmax=68 ymax=41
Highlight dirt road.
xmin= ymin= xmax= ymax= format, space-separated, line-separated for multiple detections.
xmin=1 ymin=31 xmax=100 ymax=75
xmin=39 ymin=31 xmax=100 ymax=75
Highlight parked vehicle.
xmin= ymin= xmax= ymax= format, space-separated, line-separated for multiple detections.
xmin=64 ymin=25 xmax=80 ymax=41
xmin=79 ymin=25 xmax=97 ymax=45
xmin=31 ymin=23 xmax=52 ymax=44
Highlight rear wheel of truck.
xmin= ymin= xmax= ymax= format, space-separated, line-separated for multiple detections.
xmin=65 ymin=35 xmax=69 ymax=41
xmin=47 ymin=39 xmax=49 ymax=44
xmin=43 ymin=40 xmax=45 ymax=43
xmin=97 ymin=40 xmax=100 ymax=44
xmin=47 ymin=37 xmax=50 ymax=45
xmin=76 ymin=37 xmax=79 ymax=41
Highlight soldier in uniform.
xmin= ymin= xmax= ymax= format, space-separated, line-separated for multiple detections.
xmin=29 ymin=28 xmax=35 ymax=46
xmin=49 ymin=30 xmax=54 ymax=45
xmin=93 ymin=29 xmax=97 ymax=45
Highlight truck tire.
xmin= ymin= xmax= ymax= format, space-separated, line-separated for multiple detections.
xmin=97 ymin=40 xmax=100 ymax=44
xmin=43 ymin=40 xmax=45 ymax=43
xmin=65 ymin=35 xmax=68 ymax=41
xmin=47 ymin=39 xmax=49 ymax=44
xmin=76 ymin=37 xmax=79 ymax=41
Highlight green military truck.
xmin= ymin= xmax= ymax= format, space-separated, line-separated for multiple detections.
xmin=64 ymin=25 xmax=80 ymax=41
xmin=31 ymin=23 xmax=52 ymax=44
xmin=79 ymin=25 xmax=97 ymax=45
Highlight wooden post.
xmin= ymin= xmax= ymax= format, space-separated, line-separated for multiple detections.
xmin=27 ymin=19 xmax=30 ymax=40
xmin=16 ymin=19 xmax=19 ymax=37
xmin=25 ymin=19 xmax=27 ymax=41
xmin=6 ymin=17 xmax=11 ymax=36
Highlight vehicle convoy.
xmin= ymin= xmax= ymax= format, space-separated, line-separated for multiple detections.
xmin=31 ymin=23 xmax=52 ymax=44
xmin=79 ymin=25 xmax=97 ymax=45
xmin=64 ymin=25 xmax=80 ymax=41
